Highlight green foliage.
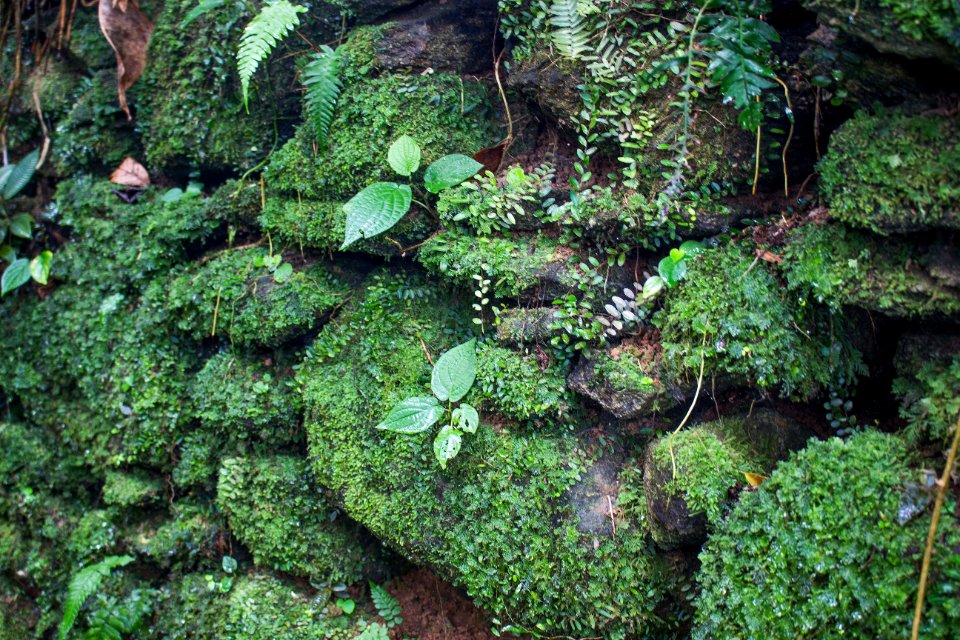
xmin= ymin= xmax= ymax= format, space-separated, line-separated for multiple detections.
xmin=0 ymin=149 xmax=38 ymax=200
xmin=893 ymin=352 xmax=960 ymax=446
xmin=82 ymin=589 xmax=154 ymax=640
xmin=695 ymin=431 xmax=960 ymax=639
xmin=101 ymin=470 xmax=163 ymax=508
xmin=303 ymin=45 xmax=343 ymax=147
xmin=817 ymin=109 xmax=960 ymax=232
xmin=369 ymin=582 xmax=402 ymax=628
xmin=473 ymin=343 xmax=571 ymax=425
xmin=387 ymin=135 xmax=421 ymax=177
xmin=549 ymin=0 xmax=591 ymax=59
xmin=237 ymin=0 xmax=306 ymax=110
xmin=59 ymin=556 xmax=133 ymax=640
xmin=422 ymin=154 xmax=484 ymax=194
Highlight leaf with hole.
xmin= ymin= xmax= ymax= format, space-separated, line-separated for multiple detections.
xmin=387 ymin=135 xmax=421 ymax=177
xmin=376 ymin=396 xmax=443 ymax=433
xmin=452 ymin=403 xmax=479 ymax=434
xmin=341 ymin=182 xmax=412 ymax=249
xmin=423 ymin=155 xmax=483 ymax=193
xmin=433 ymin=425 xmax=462 ymax=469
xmin=431 ymin=339 xmax=476 ymax=402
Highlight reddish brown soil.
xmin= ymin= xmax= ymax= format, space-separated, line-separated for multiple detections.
xmin=386 ymin=568 xmax=495 ymax=640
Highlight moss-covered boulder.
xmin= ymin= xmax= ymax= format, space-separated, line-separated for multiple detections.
xmin=102 ymin=469 xmax=165 ymax=507
xmin=695 ymin=430 xmax=960 ymax=638
xmin=783 ymin=222 xmax=960 ymax=317
xmin=819 ymin=110 xmax=960 ymax=233
xmin=301 ymin=271 xmax=676 ymax=637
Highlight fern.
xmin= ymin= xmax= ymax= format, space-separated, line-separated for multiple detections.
xmin=550 ymin=0 xmax=590 ymax=59
xmin=354 ymin=622 xmax=390 ymax=640
xmin=237 ymin=0 xmax=307 ymax=110
xmin=369 ymin=581 xmax=402 ymax=628
xmin=59 ymin=556 xmax=133 ymax=640
xmin=302 ymin=45 xmax=342 ymax=147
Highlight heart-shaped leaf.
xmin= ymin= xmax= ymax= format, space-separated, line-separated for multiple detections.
xmin=453 ymin=403 xmax=479 ymax=434
xmin=431 ymin=339 xmax=476 ymax=403
xmin=29 ymin=250 xmax=52 ymax=285
xmin=376 ymin=396 xmax=443 ymax=433
xmin=433 ymin=425 xmax=462 ymax=469
xmin=336 ymin=598 xmax=356 ymax=615
xmin=1 ymin=258 xmax=31 ymax=295
xmin=423 ymin=154 xmax=483 ymax=193
xmin=387 ymin=135 xmax=421 ymax=177
xmin=341 ymin=182 xmax=412 ymax=249
xmin=273 ymin=262 xmax=293 ymax=283
xmin=669 ymin=247 xmax=685 ymax=262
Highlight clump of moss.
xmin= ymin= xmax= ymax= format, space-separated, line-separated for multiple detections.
xmin=695 ymin=431 xmax=960 ymax=638
xmin=159 ymin=246 xmax=351 ymax=347
xmin=191 ymin=350 xmax=303 ymax=444
xmin=655 ymin=242 xmax=863 ymax=398
xmin=67 ymin=510 xmax=120 ymax=563
xmin=173 ymin=431 xmax=220 ymax=489
xmin=134 ymin=501 xmax=222 ymax=570
xmin=472 ymin=343 xmax=571 ymax=425
xmin=818 ymin=109 xmax=960 ymax=232
xmin=892 ymin=341 xmax=960 ymax=446
xmin=783 ymin=222 xmax=960 ymax=317
xmin=102 ymin=469 xmax=164 ymax=507
xmin=217 ymin=455 xmax=371 ymax=581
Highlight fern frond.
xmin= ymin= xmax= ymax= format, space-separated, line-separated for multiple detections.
xmin=237 ymin=0 xmax=307 ymax=111
xmin=59 ymin=556 xmax=133 ymax=640
xmin=369 ymin=581 xmax=402 ymax=628
xmin=302 ymin=45 xmax=342 ymax=147
xmin=550 ymin=0 xmax=590 ymax=59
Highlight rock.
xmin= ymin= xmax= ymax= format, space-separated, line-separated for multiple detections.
xmin=494 ymin=307 xmax=561 ymax=345
xmin=507 ymin=50 xmax=583 ymax=127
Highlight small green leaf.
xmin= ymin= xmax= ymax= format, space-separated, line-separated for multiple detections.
xmin=10 ymin=214 xmax=33 ymax=239
xmin=3 ymin=149 xmax=39 ymax=199
xmin=376 ymin=396 xmax=443 ymax=433
xmin=29 ymin=250 xmax=52 ymax=285
xmin=453 ymin=403 xmax=479 ymax=434
xmin=642 ymin=275 xmax=665 ymax=300
xmin=679 ymin=240 xmax=704 ymax=257
xmin=387 ymin=135 xmax=421 ymax=177
xmin=222 ymin=556 xmax=238 ymax=573
xmin=423 ymin=154 xmax=483 ymax=193
xmin=341 ymin=182 xmax=412 ymax=249
xmin=669 ymin=248 xmax=685 ymax=262
xmin=658 ymin=255 xmax=687 ymax=287
xmin=433 ymin=425 xmax=462 ymax=469
xmin=431 ymin=339 xmax=477 ymax=402
xmin=0 ymin=164 xmax=14 ymax=193
xmin=1 ymin=258 xmax=31 ymax=295
xmin=336 ymin=598 xmax=356 ymax=615
xmin=273 ymin=262 xmax=293 ymax=283
xmin=0 ymin=245 xmax=15 ymax=263
xmin=161 ymin=187 xmax=184 ymax=203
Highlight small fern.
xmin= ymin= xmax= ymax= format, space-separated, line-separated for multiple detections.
xmin=237 ymin=0 xmax=307 ymax=110
xmin=59 ymin=556 xmax=134 ymax=640
xmin=549 ymin=0 xmax=590 ymax=59
xmin=369 ymin=581 xmax=402 ymax=628
xmin=354 ymin=622 xmax=390 ymax=640
xmin=302 ymin=45 xmax=342 ymax=147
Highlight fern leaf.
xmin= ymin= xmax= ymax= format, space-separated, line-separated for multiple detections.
xmin=59 ymin=556 xmax=133 ymax=640
xmin=369 ymin=581 xmax=402 ymax=628
xmin=550 ymin=0 xmax=590 ymax=59
xmin=302 ymin=45 xmax=342 ymax=146
xmin=237 ymin=0 xmax=307 ymax=111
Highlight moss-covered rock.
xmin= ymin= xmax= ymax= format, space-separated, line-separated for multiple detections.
xmin=472 ymin=342 xmax=572 ymax=426
xmin=217 ymin=455 xmax=375 ymax=582
xmin=893 ymin=333 xmax=960 ymax=446
xmin=819 ymin=110 xmax=960 ymax=233
xmin=102 ymin=469 xmax=164 ymax=507
xmin=783 ymin=222 xmax=960 ymax=317
xmin=133 ymin=501 xmax=222 ymax=571
xmin=300 ymin=271 xmax=675 ymax=637
xmin=695 ymin=431 xmax=960 ymax=638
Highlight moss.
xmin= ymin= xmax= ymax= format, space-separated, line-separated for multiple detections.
xmin=103 ymin=469 xmax=164 ymax=507
xmin=67 ymin=510 xmax=121 ymax=564
xmin=654 ymin=242 xmax=863 ymax=398
xmin=217 ymin=455 xmax=370 ymax=582
xmin=134 ymin=501 xmax=222 ymax=570
xmin=301 ymin=271 xmax=674 ymax=637
xmin=472 ymin=343 xmax=572 ymax=425
xmin=893 ymin=350 xmax=960 ymax=447
xmin=172 ymin=431 xmax=220 ymax=488
xmin=158 ymin=246 xmax=351 ymax=347
xmin=818 ymin=109 xmax=960 ymax=232
xmin=783 ymin=222 xmax=960 ymax=317
xmin=694 ymin=431 xmax=960 ymax=638
xmin=417 ymin=230 xmax=559 ymax=297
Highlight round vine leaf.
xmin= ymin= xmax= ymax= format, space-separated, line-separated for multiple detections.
xmin=423 ymin=154 xmax=483 ymax=194
xmin=433 ymin=425 xmax=462 ymax=469
xmin=642 ymin=275 xmax=665 ymax=300
xmin=29 ymin=251 xmax=52 ymax=286
xmin=376 ymin=396 xmax=443 ymax=433
xmin=453 ymin=403 xmax=479 ymax=434
xmin=341 ymin=182 xmax=412 ymax=250
xmin=431 ymin=339 xmax=477 ymax=403
xmin=658 ymin=255 xmax=686 ymax=288
xmin=387 ymin=135 xmax=421 ymax=177
xmin=679 ymin=240 xmax=704 ymax=257
xmin=1 ymin=258 xmax=31 ymax=295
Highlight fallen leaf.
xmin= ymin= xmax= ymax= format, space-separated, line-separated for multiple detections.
xmin=758 ymin=249 xmax=782 ymax=264
xmin=744 ymin=472 xmax=767 ymax=487
xmin=110 ymin=157 xmax=150 ymax=186
xmin=99 ymin=0 xmax=154 ymax=119
xmin=473 ymin=139 xmax=510 ymax=175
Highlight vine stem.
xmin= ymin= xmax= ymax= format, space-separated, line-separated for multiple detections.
xmin=771 ymin=76 xmax=794 ymax=197
xmin=911 ymin=413 xmax=960 ymax=640
xmin=669 ymin=333 xmax=708 ymax=478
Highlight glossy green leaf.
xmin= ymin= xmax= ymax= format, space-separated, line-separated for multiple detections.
xmin=29 ymin=250 xmax=52 ymax=285
xmin=642 ymin=275 xmax=665 ymax=300
xmin=336 ymin=598 xmax=356 ymax=615
xmin=433 ymin=425 xmax=462 ymax=469
xmin=3 ymin=149 xmax=39 ymax=199
xmin=0 ymin=245 xmax=15 ymax=263
xmin=431 ymin=339 xmax=477 ymax=402
xmin=1 ymin=258 xmax=31 ymax=295
xmin=341 ymin=182 xmax=412 ymax=249
xmin=679 ymin=240 xmax=704 ymax=257
xmin=658 ymin=255 xmax=687 ymax=288
xmin=9 ymin=214 xmax=33 ymax=239
xmin=273 ymin=262 xmax=293 ymax=283
xmin=423 ymin=154 xmax=483 ymax=193
xmin=375 ymin=396 xmax=443 ymax=433
xmin=0 ymin=164 xmax=13 ymax=193
xmin=453 ymin=403 xmax=479 ymax=434
xmin=387 ymin=135 xmax=421 ymax=177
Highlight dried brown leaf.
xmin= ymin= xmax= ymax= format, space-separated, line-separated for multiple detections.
xmin=110 ymin=157 xmax=150 ymax=187
xmin=99 ymin=0 xmax=154 ymax=119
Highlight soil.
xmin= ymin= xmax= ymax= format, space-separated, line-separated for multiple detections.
xmin=386 ymin=568 xmax=495 ymax=640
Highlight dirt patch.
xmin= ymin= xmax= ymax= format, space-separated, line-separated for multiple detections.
xmin=387 ymin=568 xmax=495 ymax=640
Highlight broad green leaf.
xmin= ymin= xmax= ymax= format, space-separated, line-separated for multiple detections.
xmin=3 ymin=149 xmax=39 ymax=199
xmin=9 ymin=214 xmax=33 ymax=239
xmin=0 ymin=164 xmax=13 ymax=193
xmin=29 ymin=250 xmax=52 ymax=285
xmin=453 ymin=403 xmax=479 ymax=434
xmin=433 ymin=425 xmax=462 ymax=469
xmin=341 ymin=182 xmax=412 ymax=249
xmin=182 ymin=0 xmax=226 ymax=26
xmin=423 ymin=154 xmax=483 ymax=193
xmin=658 ymin=255 xmax=687 ymax=288
xmin=679 ymin=240 xmax=704 ymax=257
xmin=1 ymin=258 xmax=31 ymax=295
xmin=0 ymin=245 xmax=15 ymax=263
xmin=387 ymin=135 xmax=421 ymax=177
xmin=161 ymin=187 xmax=184 ymax=203
xmin=273 ymin=262 xmax=293 ymax=283
xmin=221 ymin=555 xmax=238 ymax=573
xmin=669 ymin=248 xmax=684 ymax=262
xmin=376 ymin=396 xmax=443 ymax=433
xmin=431 ymin=339 xmax=477 ymax=402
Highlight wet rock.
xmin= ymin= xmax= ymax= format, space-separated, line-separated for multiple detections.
xmin=507 ymin=50 xmax=583 ymax=127
xmin=494 ymin=307 xmax=560 ymax=345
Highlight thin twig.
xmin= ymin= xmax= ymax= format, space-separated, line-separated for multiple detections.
xmin=752 ymin=96 xmax=762 ymax=195
xmin=31 ymin=90 xmax=50 ymax=169
xmin=211 ymin=286 xmax=223 ymax=337
xmin=669 ymin=335 xmax=707 ymax=478
xmin=771 ymin=76 xmax=793 ymax=197
xmin=419 ymin=336 xmax=434 ymax=366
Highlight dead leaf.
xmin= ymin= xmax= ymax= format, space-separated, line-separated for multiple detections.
xmin=473 ymin=139 xmax=510 ymax=175
xmin=758 ymin=249 xmax=783 ymax=264
xmin=110 ymin=157 xmax=150 ymax=186
xmin=99 ymin=0 xmax=154 ymax=119
xmin=744 ymin=472 xmax=767 ymax=487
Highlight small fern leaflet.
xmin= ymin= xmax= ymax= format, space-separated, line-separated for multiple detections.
xmin=302 ymin=45 xmax=342 ymax=146
xmin=550 ymin=0 xmax=590 ymax=59
xmin=237 ymin=0 xmax=307 ymax=111
xmin=369 ymin=581 xmax=403 ymax=628
xmin=59 ymin=556 xmax=133 ymax=640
